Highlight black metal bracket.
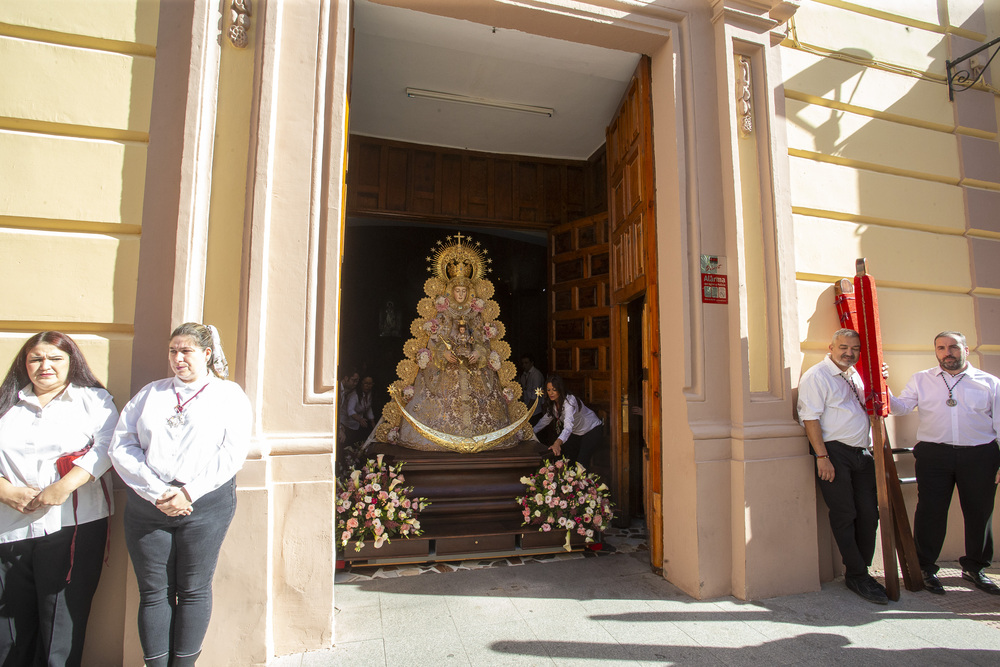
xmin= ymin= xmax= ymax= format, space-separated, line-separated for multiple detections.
xmin=947 ymin=35 xmax=1000 ymax=101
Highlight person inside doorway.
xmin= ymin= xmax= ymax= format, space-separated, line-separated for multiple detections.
xmin=533 ymin=374 xmax=603 ymax=469
xmin=342 ymin=375 xmax=375 ymax=444
xmin=518 ymin=354 xmax=545 ymax=425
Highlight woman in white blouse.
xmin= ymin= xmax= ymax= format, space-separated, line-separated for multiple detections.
xmin=0 ymin=331 xmax=118 ymax=666
xmin=110 ymin=323 xmax=252 ymax=667
xmin=533 ymin=373 xmax=604 ymax=469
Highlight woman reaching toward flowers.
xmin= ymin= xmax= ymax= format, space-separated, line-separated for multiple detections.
xmin=533 ymin=374 xmax=604 ymax=469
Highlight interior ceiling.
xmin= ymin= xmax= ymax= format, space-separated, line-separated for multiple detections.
xmin=350 ymin=0 xmax=642 ymax=161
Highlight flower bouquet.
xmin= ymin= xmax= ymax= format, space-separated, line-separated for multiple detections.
xmin=517 ymin=458 xmax=614 ymax=551
xmin=336 ymin=454 xmax=429 ymax=552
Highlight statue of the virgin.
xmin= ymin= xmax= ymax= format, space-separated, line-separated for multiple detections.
xmin=373 ymin=233 xmax=536 ymax=453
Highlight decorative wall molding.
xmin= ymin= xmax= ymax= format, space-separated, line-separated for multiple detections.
xmin=229 ymin=0 xmax=252 ymax=49
xmin=710 ymin=0 xmax=801 ymax=31
xmin=737 ymin=55 xmax=753 ymax=136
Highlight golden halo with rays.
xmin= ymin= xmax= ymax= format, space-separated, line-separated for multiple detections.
xmin=427 ymin=232 xmax=491 ymax=282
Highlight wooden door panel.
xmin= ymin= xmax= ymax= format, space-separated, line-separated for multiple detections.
xmin=605 ymin=56 xmax=661 ymax=570
xmin=611 ymin=213 xmax=645 ymax=295
xmin=547 ymin=213 xmax=612 ymax=418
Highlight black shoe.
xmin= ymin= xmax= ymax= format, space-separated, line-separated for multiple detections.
xmin=846 ymin=576 xmax=889 ymax=605
xmin=922 ymin=570 xmax=945 ymax=595
xmin=962 ymin=569 xmax=1000 ymax=595
xmin=870 ymin=576 xmax=888 ymax=597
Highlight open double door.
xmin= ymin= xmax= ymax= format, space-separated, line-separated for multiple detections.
xmin=547 ymin=57 xmax=662 ymax=571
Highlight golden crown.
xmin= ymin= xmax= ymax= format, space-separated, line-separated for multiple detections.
xmin=426 ymin=232 xmax=491 ymax=282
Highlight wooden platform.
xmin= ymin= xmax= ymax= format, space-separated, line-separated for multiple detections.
xmin=340 ymin=441 xmax=597 ymax=565
xmin=340 ymin=521 xmax=595 ymax=566
xmin=371 ymin=440 xmax=547 ymax=524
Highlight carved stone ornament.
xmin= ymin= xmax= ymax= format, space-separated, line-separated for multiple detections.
xmin=737 ymin=55 xmax=753 ymax=136
xmin=228 ymin=0 xmax=251 ymax=49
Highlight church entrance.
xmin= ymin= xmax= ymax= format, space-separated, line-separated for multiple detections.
xmin=341 ymin=0 xmax=664 ymax=570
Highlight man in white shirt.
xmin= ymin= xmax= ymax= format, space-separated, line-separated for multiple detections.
xmin=518 ymin=355 xmax=545 ymax=424
xmin=797 ymin=328 xmax=888 ymax=604
xmin=891 ymin=331 xmax=1000 ymax=596
xmin=337 ymin=368 xmax=360 ymax=446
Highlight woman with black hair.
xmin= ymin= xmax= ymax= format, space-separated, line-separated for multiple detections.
xmin=533 ymin=373 xmax=603 ymax=469
xmin=110 ymin=322 xmax=252 ymax=667
xmin=0 ymin=331 xmax=118 ymax=666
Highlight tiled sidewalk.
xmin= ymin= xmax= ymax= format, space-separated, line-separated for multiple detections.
xmin=272 ymin=530 xmax=1000 ymax=667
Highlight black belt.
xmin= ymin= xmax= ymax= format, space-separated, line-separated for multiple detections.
xmin=918 ymin=440 xmax=998 ymax=449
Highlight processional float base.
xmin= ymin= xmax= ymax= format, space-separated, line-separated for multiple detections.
xmin=339 ymin=440 xmax=597 ymax=565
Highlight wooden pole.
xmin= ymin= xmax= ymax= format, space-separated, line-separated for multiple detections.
xmin=870 ymin=415 xmax=899 ymax=599
xmin=837 ymin=260 xmax=923 ymax=596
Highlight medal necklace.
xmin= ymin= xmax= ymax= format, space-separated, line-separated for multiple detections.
xmin=940 ymin=372 xmax=965 ymax=408
xmin=167 ymin=383 xmax=209 ymax=428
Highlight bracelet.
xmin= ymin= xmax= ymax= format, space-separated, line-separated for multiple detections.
xmin=815 ymin=454 xmax=830 ymax=459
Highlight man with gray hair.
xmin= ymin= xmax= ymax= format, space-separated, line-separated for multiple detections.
xmin=891 ymin=331 xmax=1000 ymax=596
xmin=798 ymin=328 xmax=888 ymax=604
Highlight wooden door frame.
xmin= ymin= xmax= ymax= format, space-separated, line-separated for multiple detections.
xmin=607 ymin=56 xmax=661 ymax=569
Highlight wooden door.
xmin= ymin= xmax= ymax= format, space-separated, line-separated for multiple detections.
xmin=547 ymin=214 xmax=612 ymax=420
xmin=606 ymin=56 xmax=661 ymax=570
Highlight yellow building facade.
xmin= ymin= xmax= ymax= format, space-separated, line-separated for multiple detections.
xmin=1 ymin=0 xmax=998 ymax=664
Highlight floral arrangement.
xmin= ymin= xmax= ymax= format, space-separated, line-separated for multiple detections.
xmin=517 ymin=458 xmax=614 ymax=550
xmin=336 ymin=454 xmax=429 ymax=552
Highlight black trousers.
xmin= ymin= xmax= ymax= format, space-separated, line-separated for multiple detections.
xmin=0 ymin=519 xmax=107 ymax=667
xmin=815 ymin=440 xmax=879 ymax=579
xmin=913 ymin=441 xmax=1000 ymax=574
xmin=562 ymin=427 xmax=604 ymax=471
xmin=124 ymin=479 xmax=236 ymax=667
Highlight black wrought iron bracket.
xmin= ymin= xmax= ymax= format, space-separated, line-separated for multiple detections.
xmin=947 ymin=35 xmax=1000 ymax=101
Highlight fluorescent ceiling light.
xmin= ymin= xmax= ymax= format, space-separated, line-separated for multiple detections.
xmin=405 ymin=87 xmax=553 ymax=117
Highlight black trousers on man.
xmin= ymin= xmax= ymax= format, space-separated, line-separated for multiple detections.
xmin=815 ymin=440 xmax=879 ymax=580
xmin=913 ymin=441 xmax=1000 ymax=574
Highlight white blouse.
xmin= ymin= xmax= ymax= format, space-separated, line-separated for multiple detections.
xmin=533 ymin=394 xmax=602 ymax=444
xmin=110 ymin=375 xmax=252 ymax=504
xmin=341 ymin=391 xmax=374 ymax=431
xmin=0 ymin=383 xmax=118 ymax=543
